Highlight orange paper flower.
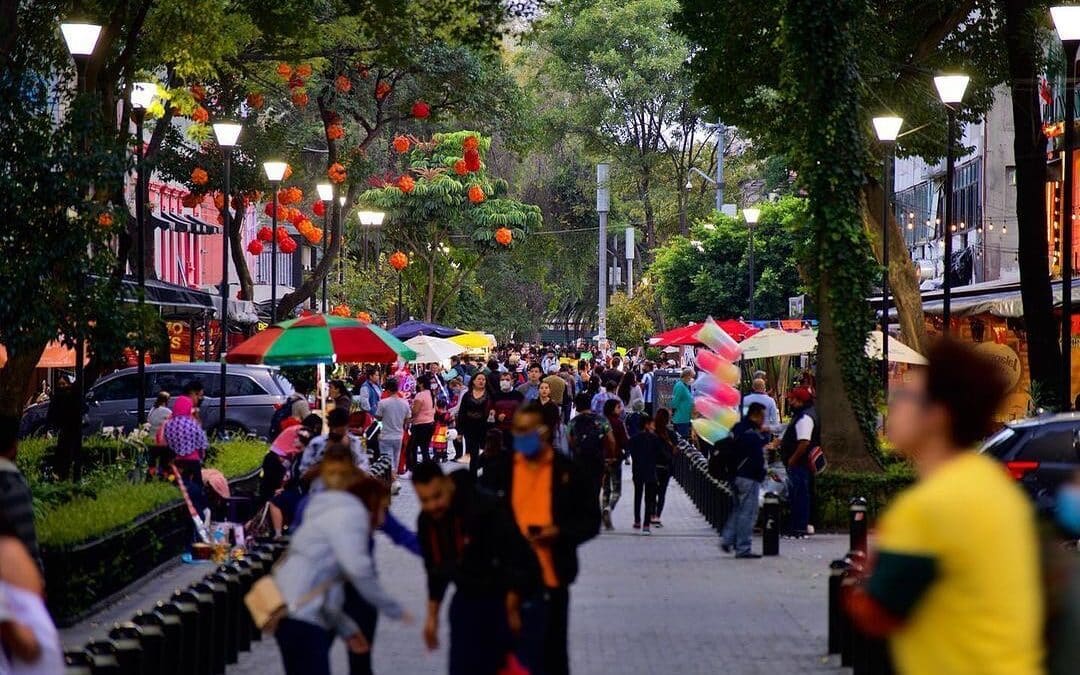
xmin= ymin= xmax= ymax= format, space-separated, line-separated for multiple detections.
xmin=182 ymin=194 xmax=201 ymax=209
xmin=246 ymin=92 xmax=265 ymax=110
xmin=327 ymin=124 xmax=344 ymax=141
xmin=462 ymin=135 xmax=479 ymax=151
xmin=356 ymin=311 xmax=372 ymax=323
xmin=398 ymin=175 xmax=415 ymax=193
xmin=191 ymin=106 xmax=209 ymax=124
xmin=327 ymin=162 xmax=347 ymax=184
xmin=97 ymin=212 xmax=113 ymax=227
xmin=468 ymin=185 xmax=486 ymax=204
xmin=375 ymin=81 xmax=392 ymax=100
xmin=214 ymin=193 xmax=225 ymax=210
xmin=389 ymin=251 xmax=408 ymax=271
xmin=291 ymin=91 xmax=309 ymax=108
xmin=191 ymin=167 xmax=209 ymax=185
xmin=278 ymin=187 xmax=303 ymax=205
xmin=190 ymin=84 xmax=206 ymax=102
xmin=393 ymin=135 xmax=411 ymax=153
xmin=335 ymin=75 xmax=351 ymax=93
xmin=495 ymin=227 xmax=513 ymax=246
xmin=295 ymin=63 xmax=312 ymax=78
xmin=276 ymin=63 xmax=292 ymax=79
xmin=453 ymin=159 xmax=468 ymax=176
xmin=283 ymin=164 xmax=293 ymax=180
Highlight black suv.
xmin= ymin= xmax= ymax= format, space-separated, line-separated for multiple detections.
xmin=980 ymin=413 xmax=1080 ymax=512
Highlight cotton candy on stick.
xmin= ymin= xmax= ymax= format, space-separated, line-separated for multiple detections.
xmin=695 ymin=317 xmax=742 ymax=362
xmin=696 ymin=349 xmax=740 ymax=386
xmin=692 ymin=418 xmax=731 ymax=444
xmin=695 ymin=373 xmax=741 ymax=407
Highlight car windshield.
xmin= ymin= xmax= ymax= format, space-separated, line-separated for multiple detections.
xmin=272 ymin=371 xmax=294 ymax=396
xmin=980 ymin=427 xmax=1019 ymax=459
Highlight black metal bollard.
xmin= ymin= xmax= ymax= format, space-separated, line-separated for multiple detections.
xmin=840 ymin=551 xmax=866 ymax=668
xmin=175 ymin=589 xmax=213 ymax=675
xmin=156 ymin=600 xmax=196 ymax=675
xmin=236 ymin=558 xmax=264 ymax=642
xmin=106 ymin=624 xmax=146 ymax=675
xmin=849 ymin=497 xmax=869 ymax=554
xmin=213 ymin=567 xmax=245 ymax=657
xmin=131 ymin=612 xmax=170 ymax=675
xmin=193 ymin=579 xmax=229 ymax=673
xmin=84 ymin=640 xmax=122 ymax=675
xmin=827 ymin=559 xmax=850 ymax=654
xmin=762 ymin=492 xmax=780 ymax=556
xmin=228 ymin=561 xmax=254 ymax=650
xmin=866 ymin=636 xmax=896 ymax=675
xmin=65 ymin=650 xmax=94 ymax=675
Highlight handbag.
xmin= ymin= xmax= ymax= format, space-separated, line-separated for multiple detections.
xmin=244 ymin=554 xmax=339 ymax=634
xmin=808 ymin=446 xmax=827 ymax=475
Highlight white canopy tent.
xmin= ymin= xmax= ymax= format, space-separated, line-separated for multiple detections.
xmin=404 ymin=335 xmax=467 ymax=364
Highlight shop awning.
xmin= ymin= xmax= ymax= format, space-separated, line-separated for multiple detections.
xmin=149 ymin=210 xmax=221 ymax=235
xmin=883 ymin=278 xmax=1080 ymax=319
xmin=118 ymin=276 xmax=216 ymax=317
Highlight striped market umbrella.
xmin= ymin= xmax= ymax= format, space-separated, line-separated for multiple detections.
xmin=226 ymin=314 xmax=416 ymax=366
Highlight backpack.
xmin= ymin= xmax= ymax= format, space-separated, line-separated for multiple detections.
xmin=570 ymin=413 xmax=605 ymax=463
xmin=707 ymin=434 xmax=741 ymax=483
xmin=268 ymin=394 xmax=300 ymax=440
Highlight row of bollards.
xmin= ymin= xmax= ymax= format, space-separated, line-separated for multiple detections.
xmin=63 ymin=538 xmax=289 ymax=675
xmin=824 ymin=498 xmax=894 ymax=675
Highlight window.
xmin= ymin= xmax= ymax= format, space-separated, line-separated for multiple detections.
xmin=1016 ymin=425 xmax=1080 ymax=464
xmin=151 ymin=371 xmax=190 ymax=397
xmin=1006 ymin=166 xmax=1017 ymax=186
xmin=93 ymin=375 xmax=140 ymax=401
xmin=199 ymin=374 xmax=267 ymax=398
xmin=980 ymin=427 xmax=1019 ymax=459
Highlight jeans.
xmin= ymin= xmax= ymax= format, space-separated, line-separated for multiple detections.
xmin=449 ymin=591 xmax=511 ymax=675
xmin=406 ymin=423 xmax=434 ymax=470
xmin=632 ymin=477 xmax=657 ymax=526
xmin=787 ymin=465 xmax=811 ymax=534
xmin=343 ymin=583 xmax=379 ymax=675
xmin=275 ymin=618 xmax=334 ymax=675
xmin=721 ymin=477 xmax=761 ymax=556
xmin=520 ymin=587 xmax=570 ymax=675
xmin=654 ymin=465 xmax=671 ymax=518
xmin=601 ymin=461 xmax=621 ymax=512
xmin=379 ymin=436 xmax=402 ymax=478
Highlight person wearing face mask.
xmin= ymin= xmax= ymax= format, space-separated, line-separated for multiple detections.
xmin=492 ymin=372 xmax=525 ymax=448
xmin=489 ymin=402 xmax=599 ymax=675
xmin=844 ymin=339 xmax=1041 ymax=675
xmin=404 ymin=373 xmax=439 ymax=472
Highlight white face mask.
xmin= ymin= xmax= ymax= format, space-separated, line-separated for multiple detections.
xmin=500 ymin=380 xmax=513 ymax=392
xmin=429 ymin=383 xmax=439 ymax=390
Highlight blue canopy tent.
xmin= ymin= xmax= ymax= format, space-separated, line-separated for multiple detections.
xmin=389 ymin=320 xmax=464 ymax=340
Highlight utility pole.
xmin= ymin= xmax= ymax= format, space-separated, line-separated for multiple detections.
xmin=626 ymin=227 xmax=635 ymax=298
xmin=715 ymin=120 xmax=726 ymax=213
xmin=597 ymin=163 xmax=610 ymax=341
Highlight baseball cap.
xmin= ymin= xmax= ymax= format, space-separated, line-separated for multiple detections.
xmin=787 ymin=386 xmax=813 ymax=404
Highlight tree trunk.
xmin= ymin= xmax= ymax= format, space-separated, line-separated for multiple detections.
xmin=862 ymin=181 xmax=930 ymax=353
xmin=816 ymin=272 xmax=882 ymax=472
xmin=1003 ymin=0 xmax=1063 ymax=410
xmin=639 ymin=169 xmax=656 ymax=250
xmin=425 ymin=256 xmax=436 ymax=322
xmin=229 ymin=208 xmax=254 ymax=301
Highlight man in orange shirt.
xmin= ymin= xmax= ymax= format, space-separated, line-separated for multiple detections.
xmin=499 ymin=402 xmax=599 ymax=675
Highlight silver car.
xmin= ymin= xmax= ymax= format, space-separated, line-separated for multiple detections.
xmin=21 ymin=363 xmax=294 ymax=438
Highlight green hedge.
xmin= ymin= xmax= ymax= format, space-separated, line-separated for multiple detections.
xmin=26 ymin=437 xmax=266 ymax=548
xmin=813 ymin=466 xmax=915 ymax=531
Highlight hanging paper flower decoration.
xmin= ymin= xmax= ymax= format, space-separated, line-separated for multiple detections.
xmin=327 ymin=124 xmax=345 ymax=141
xmin=247 ymin=240 xmax=264 ymax=255
xmin=231 ymin=194 xmax=246 ymax=211
xmin=356 ymin=311 xmax=372 ymax=323
xmin=263 ymin=202 xmax=280 ymax=218
xmin=453 ymin=159 xmax=468 ymax=176
xmin=330 ymin=304 xmax=351 ymax=317
xmin=356 ymin=63 xmax=369 ymax=78
xmin=327 ymin=162 xmax=347 ymax=184
xmin=296 ymin=217 xmax=312 ymax=233
xmin=190 ymin=84 xmax=206 ymax=102
xmin=295 ymin=63 xmax=313 ymax=78
xmin=468 ymin=185 xmax=486 ymax=204
xmin=191 ymin=167 xmax=209 ymax=185
xmin=278 ymin=187 xmax=303 ymax=205
xmin=335 ymin=75 xmax=351 ymax=93
xmin=393 ymin=135 xmax=411 ymax=153
xmin=279 ymin=237 xmax=297 ymax=254
xmin=288 ymin=74 xmax=304 ymax=90
xmin=495 ymin=227 xmax=513 ymax=246
xmin=375 ymin=81 xmax=392 ymax=100
xmin=464 ymin=148 xmax=481 ymax=172
xmin=305 ymin=227 xmax=323 ymax=245
xmin=313 ymin=200 xmax=326 ymax=217
xmin=191 ymin=106 xmax=209 ymax=124
xmin=214 ymin=192 xmax=225 ymax=210
xmin=286 ymin=208 xmax=303 ymax=225
xmin=389 ymin=251 xmax=409 ymax=271
xmin=398 ymin=175 xmax=415 ymax=193
xmin=182 ymin=194 xmax=201 ymax=209
xmin=463 ymin=135 xmax=479 ymax=151
xmin=97 ymin=212 xmax=113 ymax=227
xmin=291 ymin=91 xmax=309 ymax=108
xmin=282 ymin=164 xmax=293 ymax=180
xmin=257 ymin=226 xmax=273 ymax=242
xmin=411 ymin=100 xmax=430 ymax=119
xmin=276 ymin=63 xmax=292 ymax=79
xmin=246 ymin=92 xmax=265 ymax=110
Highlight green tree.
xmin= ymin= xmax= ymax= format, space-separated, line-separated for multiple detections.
xmin=650 ymin=198 xmax=806 ymax=324
xmin=607 ymin=292 xmax=656 ymax=348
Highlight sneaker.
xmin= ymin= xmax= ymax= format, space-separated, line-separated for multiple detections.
xmin=602 ymin=508 xmax=614 ymax=530
xmin=735 ymin=553 xmax=762 ymax=559
xmin=642 ymin=527 xmax=651 ymax=535
xmin=651 ymin=519 xmax=663 ymax=528
xmin=632 ymin=521 xmax=641 ymax=530
xmin=390 ymin=481 xmax=401 ymax=496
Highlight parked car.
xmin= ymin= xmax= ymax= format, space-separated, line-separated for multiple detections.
xmin=980 ymin=412 xmax=1080 ymax=512
xmin=20 ymin=363 xmax=294 ymax=438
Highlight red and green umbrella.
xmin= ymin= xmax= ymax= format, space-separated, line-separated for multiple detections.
xmin=226 ymin=314 xmax=416 ymax=366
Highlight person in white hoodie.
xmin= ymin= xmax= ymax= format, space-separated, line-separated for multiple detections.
xmin=273 ymin=463 xmax=412 ymax=675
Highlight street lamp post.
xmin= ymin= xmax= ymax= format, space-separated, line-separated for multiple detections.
xmin=1053 ymin=5 xmax=1080 ymax=407
xmin=212 ymin=121 xmax=242 ymax=437
xmin=263 ymin=161 xmax=288 ymax=323
xmin=873 ymin=115 xmax=904 ymax=397
xmin=338 ymin=195 xmax=347 ymax=284
xmin=743 ymin=208 xmax=761 ymax=321
xmin=317 ymin=182 xmax=333 ymax=313
xmin=596 ymin=163 xmax=610 ymax=342
xmin=130 ymin=82 xmax=157 ymax=425
xmin=358 ymin=209 xmax=385 ymax=272
xmin=934 ymin=74 xmax=969 ymax=336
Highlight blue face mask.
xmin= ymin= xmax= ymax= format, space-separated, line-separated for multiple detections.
xmin=514 ymin=430 xmax=542 ymax=457
xmin=1056 ymin=485 xmax=1080 ymax=536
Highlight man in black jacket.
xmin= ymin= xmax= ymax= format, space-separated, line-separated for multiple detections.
xmin=494 ymin=402 xmax=600 ymax=675
xmin=0 ymin=416 xmax=41 ymax=573
xmin=720 ymin=403 xmax=774 ymax=559
xmin=414 ymin=461 xmax=541 ymax=675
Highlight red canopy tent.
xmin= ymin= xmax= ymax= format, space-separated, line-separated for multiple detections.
xmin=648 ymin=320 xmax=759 ymax=346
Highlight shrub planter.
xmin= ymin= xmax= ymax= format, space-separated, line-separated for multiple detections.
xmin=45 ymin=469 xmax=260 ymax=626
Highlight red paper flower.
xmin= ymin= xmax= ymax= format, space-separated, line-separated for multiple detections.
xmin=295 ymin=63 xmax=312 ymax=78
xmin=276 ymin=63 xmax=292 ymax=79
xmin=279 ymin=237 xmax=297 ymax=254
xmin=327 ymin=124 xmax=345 ymax=141
xmin=97 ymin=212 xmax=113 ymax=227
xmin=313 ymin=200 xmax=326 ymax=217
xmin=288 ymin=74 xmax=304 ymax=90
xmin=291 ymin=91 xmax=309 ymax=108
xmin=375 ymin=81 xmax=392 ymax=100
xmin=411 ymin=100 xmax=430 ymax=119
xmin=257 ymin=226 xmax=273 ymax=242
xmin=468 ymin=185 xmax=486 ymax=204
xmin=327 ymin=162 xmax=347 ymax=184
xmin=398 ymin=175 xmax=415 ymax=193
xmin=495 ymin=227 xmax=512 ymax=246
xmin=464 ymin=148 xmax=481 ymax=172
xmin=191 ymin=106 xmax=209 ymax=124
xmin=263 ymin=202 xmax=280 ymax=218
xmin=247 ymin=240 xmax=264 ymax=255
xmin=191 ymin=167 xmax=209 ymax=185
xmin=335 ymin=75 xmax=351 ymax=93
xmin=393 ymin=135 xmax=411 ymax=153
xmin=246 ymin=92 xmax=265 ymax=110
xmin=389 ymin=251 xmax=408 ymax=271
xmin=463 ymin=135 xmax=479 ymax=151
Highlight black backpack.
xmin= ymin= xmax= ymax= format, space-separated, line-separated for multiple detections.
xmin=707 ymin=434 xmax=741 ymax=483
xmin=570 ymin=413 xmax=605 ymax=462
xmin=268 ymin=394 xmax=300 ymax=440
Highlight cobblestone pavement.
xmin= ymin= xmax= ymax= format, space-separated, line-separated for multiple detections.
xmin=226 ymin=462 xmax=847 ymax=674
